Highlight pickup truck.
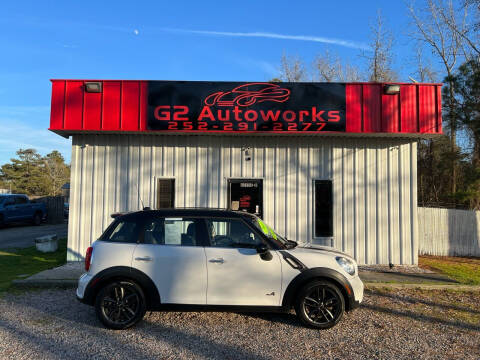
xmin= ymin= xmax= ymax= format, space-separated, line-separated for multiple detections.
xmin=0 ymin=194 xmax=46 ymax=227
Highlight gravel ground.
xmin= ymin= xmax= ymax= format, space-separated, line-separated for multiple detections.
xmin=0 ymin=288 xmax=479 ymax=360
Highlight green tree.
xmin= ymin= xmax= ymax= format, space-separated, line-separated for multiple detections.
xmin=43 ymin=150 xmax=70 ymax=196
xmin=0 ymin=149 xmax=46 ymax=195
xmin=445 ymin=59 xmax=480 ymax=208
xmin=418 ymin=136 xmax=464 ymax=207
xmin=0 ymin=149 xmax=70 ymax=197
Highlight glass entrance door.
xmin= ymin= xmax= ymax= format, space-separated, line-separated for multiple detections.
xmin=228 ymin=179 xmax=263 ymax=218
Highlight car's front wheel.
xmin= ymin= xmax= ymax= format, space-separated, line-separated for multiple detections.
xmin=295 ymin=280 xmax=345 ymax=329
xmin=95 ymin=280 xmax=146 ymax=330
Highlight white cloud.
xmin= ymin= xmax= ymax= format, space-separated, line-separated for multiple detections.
xmin=232 ymin=57 xmax=278 ymax=77
xmin=0 ymin=106 xmax=71 ymax=164
xmin=163 ymin=28 xmax=368 ymax=50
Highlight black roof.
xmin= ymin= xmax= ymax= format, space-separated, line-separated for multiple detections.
xmin=115 ymin=208 xmax=257 ymax=220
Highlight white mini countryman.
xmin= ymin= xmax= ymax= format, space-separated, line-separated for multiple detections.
xmin=77 ymin=209 xmax=364 ymax=330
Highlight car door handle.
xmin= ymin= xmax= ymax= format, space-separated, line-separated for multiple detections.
xmin=135 ymin=256 xmax=152 ymax=262
xmin=209 ymin=258 xmax=225 ymax=264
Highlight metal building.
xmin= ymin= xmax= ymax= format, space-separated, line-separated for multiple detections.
xmin=49 ymin=80 xmax=442 ymax=264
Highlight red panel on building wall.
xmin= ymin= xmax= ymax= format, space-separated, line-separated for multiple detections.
xmin=50 ymin=80 xmax=65 ymax=130
xmin=346 ymin=84 xmax=362 ymax=132
xmin=419 ymin=85 xmax=437 ymax=133
xmin=381 ymin=92 xmax=399 ymax=133
xmin=436 ymin=86 xmax=442 ymax=134
xmin=64 ymin=81 xmax=83 ymax=129
xmin=49 ymin=80 xmax=443 ymax=137
xmin=102 ymin=82 xmax=121 ymax=131
xmin=83 ymin=85 xmax=102 ymax=130
xmin=400 ymin=85 xmax=418 ymax=133
xmin=362 ymin=84 xmax=382 ymax=132
xmin=139 ymin=81 xmax=148 ymax=132
xmin=121 ymin=81 xmax=140 ymax=131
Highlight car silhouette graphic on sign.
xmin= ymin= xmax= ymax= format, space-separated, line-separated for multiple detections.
xmin=204 ymin=82 xmax=291 ymax=107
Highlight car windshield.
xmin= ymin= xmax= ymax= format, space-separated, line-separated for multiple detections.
xmin=249 ymin=216 xmax=295 ymax=248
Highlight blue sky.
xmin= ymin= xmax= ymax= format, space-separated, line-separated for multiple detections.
xmin=0 ymin=0 xmax=438 ymax=164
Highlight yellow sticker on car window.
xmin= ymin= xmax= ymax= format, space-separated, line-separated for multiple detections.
xmin=257 ymin=219 xmax=269 ymax=235
xmin=267 ymin=225 xmax=278 ymax=240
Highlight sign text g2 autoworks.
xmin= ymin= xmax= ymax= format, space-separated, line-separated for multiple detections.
xmin=147 ymin=81 xmax=346 ymax=133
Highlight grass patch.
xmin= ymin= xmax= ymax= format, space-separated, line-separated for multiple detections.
xmin=0 ymin=238 xmax=67 ymax=294
xmin=419 ymin=255 xmax=480 ymax=285
xmin=367 ymin=287 xmax=480 ymax=327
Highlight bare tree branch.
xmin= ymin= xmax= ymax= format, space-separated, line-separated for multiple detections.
xmin=361 ymin=10 xmax=398 ymax=82
xmin=313 ymin=50 xmax=365 ymax=82
xmin=279 ymin=53 xmax=307 ymax=82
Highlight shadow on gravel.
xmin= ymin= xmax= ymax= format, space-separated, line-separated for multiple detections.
xmin=362 ymin=303 xmax=480 ymax=332
xmin=368 ymin=289 xmax=480 ymax=315
xmin=140 ymin=319 xmax=270 ymax=360
xmin=3 ymin=292 xmax=269 ymax=360
xmin=0 ymin=312 xmax=157 ymax=360
xmin=236 ymin=312 xmax=304 ymax=328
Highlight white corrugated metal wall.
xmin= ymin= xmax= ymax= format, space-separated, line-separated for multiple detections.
xmin=418 ymin=207 xmax=480 ymax=257
xmin=67 ymin=134 xmax=418 ymax=264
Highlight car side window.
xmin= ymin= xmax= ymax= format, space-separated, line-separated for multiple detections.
xmin=143 ymin=217 xmax=201 ymax=246
xmin=4 ymin=197 xmax=15 ymax=206
xmin=103 ymin=219 xmax=140 ymax=243
xmin=206 ymin=219 xmax=263 ymax=249
xmin=15 ymin=196 xmax=27 ymax=204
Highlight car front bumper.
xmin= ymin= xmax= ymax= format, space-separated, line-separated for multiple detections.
xmin=76 ymin=273 xmax=93 ymax=302
xmin=350 ymin=274 xmax=364 ymax=304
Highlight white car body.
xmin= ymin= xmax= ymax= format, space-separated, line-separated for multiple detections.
xmin=77 ymin=243 xmax=364 ymax=305
xmin=77 ymin=209 xmax=363 ymax=329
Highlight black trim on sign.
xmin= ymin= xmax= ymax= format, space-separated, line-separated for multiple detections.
xmin=279 ymin=251 xmax=307 ymax=271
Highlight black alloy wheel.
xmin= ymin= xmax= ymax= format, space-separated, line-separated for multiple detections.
xmin=95 ymin=281 xmax=146 ymax=330
xmin=33 ymin=213 xmax=41 ymax=226
xmin=295 ymin=280 xmax=345 ymax=329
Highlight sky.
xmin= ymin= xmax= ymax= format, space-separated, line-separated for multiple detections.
xmin=0 ymin=0 xmax=438 ymax=165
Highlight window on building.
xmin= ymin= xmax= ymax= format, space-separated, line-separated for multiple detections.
xmin=206 ymin=218 xmax=263 ymax=249
xmin=142 ymin=217 xmax=201 ymax=246
xmin=157 ymin=179 xmax=175 ymax=209
xmin=314 ymin=180 xmax=333 ymax=237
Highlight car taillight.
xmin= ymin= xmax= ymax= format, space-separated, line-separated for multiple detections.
xmin=85 ymin=246 xmax=93 ymax=271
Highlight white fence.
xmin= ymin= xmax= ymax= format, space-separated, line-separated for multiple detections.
xmin=418 ymin=207 xmax=480 ymax=257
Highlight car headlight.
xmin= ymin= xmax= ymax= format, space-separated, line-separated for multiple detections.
xmin=336 ymin=256 xmax=356 ymax=276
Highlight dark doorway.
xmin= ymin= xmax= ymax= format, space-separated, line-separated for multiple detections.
xmin=157 ymin=179 xmax=175 ymax=209
xmin=314 ymin=180 xmax=333 ymax=237
xmin=228 ymin=179 xmax=263 ymax=218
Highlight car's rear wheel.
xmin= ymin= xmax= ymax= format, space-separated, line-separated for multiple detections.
xmin=32 ymin=212 xmax=41 ymax=226
xmin=295 ymin=280 xmax=345 ymax=329
xmin=95 ymin=280 xmax=146 ymax=330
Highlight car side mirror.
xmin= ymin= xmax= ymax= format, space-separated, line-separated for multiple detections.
xmin=256 ymin=245 xmax=268 ymax=253
xmin=256 ymin=245 xmax=272 ymax=261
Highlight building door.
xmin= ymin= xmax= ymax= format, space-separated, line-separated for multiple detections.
xmin=228 ymin=179 xmax=263 ymax=218
xmin=157 ymin=179 xmax=175 ymax=209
